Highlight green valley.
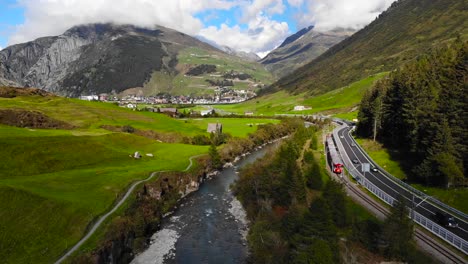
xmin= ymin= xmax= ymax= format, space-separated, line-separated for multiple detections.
xmin=0 ymin=89 xmax=281 ymax=263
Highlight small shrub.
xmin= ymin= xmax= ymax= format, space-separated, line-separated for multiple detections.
xmin=121 ymin=125 xmax=135 ymax=133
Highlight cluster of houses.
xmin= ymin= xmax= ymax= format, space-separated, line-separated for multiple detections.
xmin=78 ymin=87 xmax=256 ymax=105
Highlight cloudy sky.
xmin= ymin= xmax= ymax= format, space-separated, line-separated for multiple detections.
xmin=0 ymin=0 xmax=395 ymax=56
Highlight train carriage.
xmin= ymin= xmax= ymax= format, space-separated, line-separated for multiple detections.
xmin=326 ymin=135 xmax=343 ymax=174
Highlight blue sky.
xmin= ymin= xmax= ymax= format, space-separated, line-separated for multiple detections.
xmin=0 ymin=0 xmax=394 ymax=55
xmin=0 ymin=0 xmax=24 ymax=48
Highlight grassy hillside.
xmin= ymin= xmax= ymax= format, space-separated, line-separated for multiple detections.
xmin=0 ymin=91 xmax=279 ymax=263
xmin=270 ymin=0 xmax=468 ymax=95
xmin=213 ymin=73 xmax=387 ymax=116
xmin=137 ymin=46 xmax=274 ymax=96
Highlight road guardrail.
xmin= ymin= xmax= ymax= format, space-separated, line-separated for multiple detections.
xmin=332 ymin=125 xmax=468 ymax=255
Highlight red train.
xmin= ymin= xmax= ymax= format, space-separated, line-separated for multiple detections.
xmin=326 ymin=135 xmax=343 ymax=174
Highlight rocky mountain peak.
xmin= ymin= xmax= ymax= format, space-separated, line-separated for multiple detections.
xmin=278 ymin=25 xmax=314 ymax=49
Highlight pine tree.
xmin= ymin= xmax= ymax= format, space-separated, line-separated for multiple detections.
xmin=382 ymin=196 xmax=414 ymax=260
xmin=209 ymin=143 xmax=221 ymax=169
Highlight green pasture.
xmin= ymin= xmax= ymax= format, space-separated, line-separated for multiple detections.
xmin=0 ymin=96 xmax=204 ymax=135
xmin=212 ymin=72 xmax=388 ymax=116
xmin=178 ymin=47 xmax=274 ymax=83
xmin=179 ymin=117 xmax=281 ymax=138
xmin=0 ymin=93 xmax=284 ymax=263
xmin=0 ymin=125 xmax=208 ymax=263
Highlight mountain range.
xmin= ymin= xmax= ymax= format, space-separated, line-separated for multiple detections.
xmin=0 ymin=24 xmax=225 ymax=96
xmin=260 ymin=26 xmax=354 ymax=77
xmin=0 ymin=22 xmax=348 ymax=97
xmin=268 ymin=0 xmax=468 ymax=95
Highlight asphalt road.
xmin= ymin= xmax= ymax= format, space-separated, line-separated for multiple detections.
xmin=335 ymin=125 xmax=468 ymax=242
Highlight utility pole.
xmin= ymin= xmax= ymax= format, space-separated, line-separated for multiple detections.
xmin=373 ymin=98 xmax=383 ymax=141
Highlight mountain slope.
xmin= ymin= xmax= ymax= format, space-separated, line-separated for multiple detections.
xmin=0 ymin=24 xmax=217 ymax=96
xmin=270 ymin=0 xmax=468 ymax=95
xmin=260 ymin=27 xmax=354 ymax=77
xmin=219 ymin=45 xmax=260 ymax=61
xmin=0 ymin=24 xmax=273 ymax=97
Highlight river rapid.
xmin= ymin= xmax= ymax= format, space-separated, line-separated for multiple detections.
xmin=131 ymin=142 xmax=279 ymax=264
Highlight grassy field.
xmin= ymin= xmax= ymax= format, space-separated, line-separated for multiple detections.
xmin=0 ymin=94 xmax=280 ymax=263
xmin=212 ymin=72 xmax=388 ymax=116
xmin=140 ymin=47 xmax=274 ymax=96
xmin=355 ymin=138 xmax=468 ymax=213
xmin=180 ymin=117 xmax=280 ymax=137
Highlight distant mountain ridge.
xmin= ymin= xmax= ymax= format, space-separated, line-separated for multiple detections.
xmin=219 ymin=45 xmax=260 ymax=62
xmin=269 ymin=0 xmax=468 ymax=95
xmin=260 ymin=27 xmax=354 ymax=77
xmin=0 ymin=23 xmax=219 ymax=96
xmin=278 ymin=26 xmax=314 ymax=48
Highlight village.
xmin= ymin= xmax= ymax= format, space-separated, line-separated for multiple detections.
xmin=79 ymin=87 xmax=257 ymax=107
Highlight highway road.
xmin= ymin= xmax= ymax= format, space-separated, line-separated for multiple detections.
xmin=334 ymin=124 xmax=468 ymax=250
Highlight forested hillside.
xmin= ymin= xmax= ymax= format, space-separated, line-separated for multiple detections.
xmin=234 ymin=126 xmax=433 ymax=263
xmin=357 ymin=39 xmax=467 ymax=187
xmin=267 ymin=0 xmax=468 ymax=95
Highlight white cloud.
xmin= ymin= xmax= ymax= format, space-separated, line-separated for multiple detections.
xmin=287 ymin=0 xmax=304 ymax=8
xmin=9 ymin=0 xmax=236 ymax=45
xmin=6 ymin=0 xmax=395 ymax=54
xmin=297 ymin=0 xmax=395 ymax=31
xmin=256 ymin=50 xmax=271 ymax=58
xmin=199 ymin=13 xmax=289 ymax=54
xmin=241 ymin=0 xmax=285 ymax=22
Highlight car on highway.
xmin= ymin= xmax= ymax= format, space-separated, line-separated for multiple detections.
xmin=352 ymin=159 xmax=359 ymax=164
xmin=434 ymin=212 xmax=458 ymax=228
xmin=351 ymin=143 xmax=356 ymax=147
xmin=371 ymin=167 xmax=378 ymax=172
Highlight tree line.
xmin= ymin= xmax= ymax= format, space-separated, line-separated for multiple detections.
xmin=357 ymin=39 xmax=467 ymax=187
xmin=234 ymin=126 xmax=435 ymax=263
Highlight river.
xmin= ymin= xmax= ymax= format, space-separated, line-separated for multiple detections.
xmin=131 ymin=142 xmax=279 ymax=264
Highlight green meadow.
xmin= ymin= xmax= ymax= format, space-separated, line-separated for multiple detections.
xmin=212 ymin=72 xmax=388 ymax=116
xmin=142 ymin=47 xmax=275 ymax=96
xmin=180 ymin=117 xmax=280 ymax=137
xmin=0 ymin=95 xmax=279 ymax=263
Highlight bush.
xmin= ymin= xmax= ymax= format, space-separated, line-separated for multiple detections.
xmin=121 ymin=125 xmax=135 ymax=133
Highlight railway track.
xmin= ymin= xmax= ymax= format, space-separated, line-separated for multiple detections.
xmin=341 ymin=176 xmax=467 ymax=263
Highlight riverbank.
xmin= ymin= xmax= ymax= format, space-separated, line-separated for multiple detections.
xmin=68 ymin=119 xmax=302 ymax=263
xmin=131 ymin=141 xmax=281 ymax=263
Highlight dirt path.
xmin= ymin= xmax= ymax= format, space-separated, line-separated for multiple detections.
xmin=55 ymin=154 xmax=205 ymax=264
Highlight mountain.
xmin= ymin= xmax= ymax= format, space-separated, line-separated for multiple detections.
xmin=219 ymin=45 xmax=260 ymax=61
xmin=260 ymin=27 xmax=354 ymax=77
xmin=0 ymin=23 xmax=272 ymax=97
xmin=0 ymin=24 xmax=216 ymax=96
xmin=268 ymin=0 xmax=468 ymax=95
xmin=195 ymin=35 xmax=261 ymax=61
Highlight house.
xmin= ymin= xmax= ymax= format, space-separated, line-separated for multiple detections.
xmin=127 ymin=103 xmax=137 ymax=109
xmin=201 ymin=109 xmax=214 ymax=116
xmin=207 ymin=123 xmax=223 ymax=134
xmin=159 ymin=108 xmax=178 ymax=117
xmin=99 ymin=93 xmax=108 ymax=101
xmin=293 ymin=105 xmax=312 ymax=111
xmin=244 ymin=111 xmax=254 ymax=116
xmin=79 ymin=95 xmax=99 ymax=101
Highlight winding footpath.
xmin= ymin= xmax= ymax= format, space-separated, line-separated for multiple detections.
xmin=55 ymin=154 xmax=206 ymax=264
